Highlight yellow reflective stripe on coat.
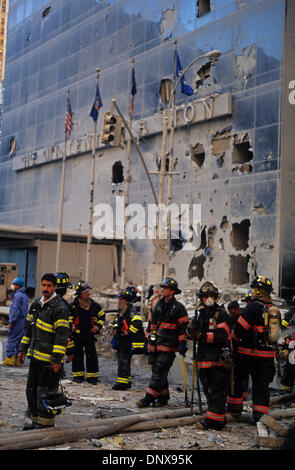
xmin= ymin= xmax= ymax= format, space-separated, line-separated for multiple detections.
xmin=129 ymin=325 xmax=138 ymax=334
xmin=36 ymin=318 xmax=54 ymax=333
xmin=53 ymin=344 xmax=66 ymax=355
xmin=54 ymin=319 xmax=69 ymax=330
xmin=32 ymin=349 xmax=52 ymax=362
xmin=26 ymin=313 xmax=33 ymax=322
xmin=20 ymin=336 xmax=30 ymax=345
xmin=132 ymin=342 xmax=144 ymax=348
xmin=98 ymin=309 xmax=105 ymax=318
xmin=132 ymin=315 xmax=143 ymax=322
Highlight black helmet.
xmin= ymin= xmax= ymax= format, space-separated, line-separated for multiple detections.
xmin=74 ymin=280 xmax=91 ymax=297
xmin=197 ymin=281 xmax=219 ymax=298
xmin=241 ymin=290 xmax=252 ymax=303
xmin=160 ymin=277 xmax=182 ymax=294
xmin=55 ymin=272 xmax=72 ymax=290
xmin=117 ymin=288 xmax=133 ymax=301
xmin=250 ymin=275 xmax=273 ymax=293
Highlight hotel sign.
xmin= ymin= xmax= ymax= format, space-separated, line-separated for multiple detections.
xmin=13 ymin=92 xmax=232 ymax=172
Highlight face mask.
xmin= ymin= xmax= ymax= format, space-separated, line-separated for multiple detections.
xmin=10 ymin=284 xmax=15 ymax=291
xmin=204 ymin=297 xmax=215 ymax=307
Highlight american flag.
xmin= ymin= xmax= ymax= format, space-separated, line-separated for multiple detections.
xmin=65 ymin=93 xmax=73 ymax=140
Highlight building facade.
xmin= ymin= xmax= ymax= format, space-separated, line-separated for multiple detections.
xmin=0 ymin=0 xmax=294 ymax=300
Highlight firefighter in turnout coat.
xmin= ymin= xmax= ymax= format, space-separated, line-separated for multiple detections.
xmin=187 ymin=281 xmax=231 ymax=430
xmin=18 ymin=273 xmax=70 ymax=429
xmin=136 ymin=277 xmax=189 ymax=408
xmin=227 ymin=276 xmax=281 ymax=422
xmin=111 ymin=289 xmax=145 ymax=390
xmin=69 ymin=281 xmax=105 ymax=384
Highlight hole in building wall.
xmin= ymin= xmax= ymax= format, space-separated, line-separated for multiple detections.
xmin=220 ymin=216 xmax=228 ymax=230
xmin=197 ymin=0 xmax=211 ymax=17
xmin=229 ymin=255 xmax=250 ymax=285
xmin=197 ymin=226 xmax=207 ymax=250
xmin=195 ymin=61 xmax=212 ymax=89
xmin=232 ymin=134 xmax=253 ymax=164
xmin=112 ymin=161 xmax=124 ymax=184
xmin=208 ymin=225 xmax=216 ymax=250
xmin=191 ymin=143 xmax=205 ymax=168
xmin=188 ymin=254 xmax=206 ymax=281
xmin=230 ymin=219 xmax=250 ymax=251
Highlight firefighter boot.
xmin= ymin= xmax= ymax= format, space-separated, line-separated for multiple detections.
xmin=154 ymin=397 xmax=169 ymax=407
xmin=136 ymin=393 xmax=155 ymax=408
xmin=112 ymin=382 xmax=131 ymax=390
xmin=1 ymin=356 xmax=16 ymax=366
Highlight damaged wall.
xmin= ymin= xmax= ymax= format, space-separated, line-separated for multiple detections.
xmin=0 ymin=0 xmax=288 ymax=297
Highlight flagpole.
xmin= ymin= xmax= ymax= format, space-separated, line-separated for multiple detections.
xmin=55 ymin=88 xmax=70 ymax=273
xmin=121 ymin=59 xmax=135 ymax=288
xmin=165 ymin=39 xmax=178 ymax=277
xmin=85 ymin=68 xmax=100 ymax=283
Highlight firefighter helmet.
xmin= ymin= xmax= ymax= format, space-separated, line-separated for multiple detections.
xmin=160 ymin=277 xmax=182 ymax=294
xmin=117 ymin=288 xmax=133 ymax=302
xmin=74 ymin=280 xmax=91 ymax=296
xmin=250 ymin=275 xmax=273 ymax=293
xmin=55 ymin=272 xmax=72 ymax=292
xmin=197 ymin=281 xmax=219 ymax=298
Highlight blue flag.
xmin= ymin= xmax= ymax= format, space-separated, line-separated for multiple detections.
xmin=175 ymin=52 xmax=194 ymax=96
xmin=130 ymin=67 xmax=137 ymax=119
xmin=90 ymin=84 xmax=103 ymax=122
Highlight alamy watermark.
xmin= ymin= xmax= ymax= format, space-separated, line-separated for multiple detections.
xmin=92 ymin=196 xmax=202 ymax=251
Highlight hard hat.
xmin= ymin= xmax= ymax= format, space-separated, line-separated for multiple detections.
xmin=117 ymin=288 xmax=133 ymax=301
xmin=197 ymin=281 xmax=219 ymax=298
xmin=55 ymin=272 xmax=72 ymax=290
xmin=12 ymin=277 xmax=24 ymax=287
xmin=160 ymin=277 xmax=182 ymax=294
xmin=250 ymin=275 xmax=273 ymax=293
xmin=74 ymin=280 xmax=91 ymax=296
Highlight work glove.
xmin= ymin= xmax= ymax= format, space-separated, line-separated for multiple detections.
xmin=178 ymin=343 xmax=188 ymax=356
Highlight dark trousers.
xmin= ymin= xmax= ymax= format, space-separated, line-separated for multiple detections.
xmin=227 ymin=354 xmax=275 ymax=420
xmin=146 ymin=351 xmax=175 ymax=401
xmin=72 ymin=333 xmax=99 ymax=381
xmin=199 ymin=366 xmax=229 ymax=428
xmin=281 ymin=361 xmax=295 ymax=392
xmin=116 ymin=336 xmax=132 ymax=386
xmin=26 ymin=358 xmax=59 ymax=427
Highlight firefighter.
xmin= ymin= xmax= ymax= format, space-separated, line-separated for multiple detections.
xmin=136 ymin=277 xmax=189 ymax=408
xmin=187 ymin=281 xmax=231 ymax=430
xmin=69 ymin=280 xmax=105 ymax=384
xmin=55 ymin=272 xmax=74 ymax=375
xmin=280 ymin=301 xmax=295 ymax=393
xmin=227 ymin=275 xmax=281 ymax=423
xmin=111 ymin=288 xmax=145 ymax=390
xmin=17 ymin=273 xmax=70 ymax=429
xmin=227 ymin=300 xmax=249 ymax=400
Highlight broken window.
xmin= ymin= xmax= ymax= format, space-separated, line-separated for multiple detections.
xmin=197 ymin=0 xmax=211 ymax=17
xmin=112 ymin=161 xmax=124 ymax=184
xmin=188 ymin=254 xmax=206 ymax=281
xmin=229 ymin=255 xmax=250 ymax=285
xmin=42 ymin=6 xmax=51 ymax=18
xmin=232 ymin=134 xmax=253 ymax=164
xmin=230 ymin=219 xmax=250 ymax=251
xmin=191 ymin=143 xmax=205 ymax=168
